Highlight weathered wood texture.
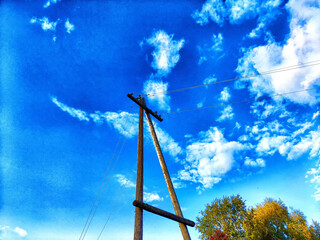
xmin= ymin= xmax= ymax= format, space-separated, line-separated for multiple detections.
xmin=133 ymin=200 xmax=195 ymax=227
xmin=144 ymin=111 xmax=192 ymax=240
xmin=134 ymin=99 xmax=144 ymax=240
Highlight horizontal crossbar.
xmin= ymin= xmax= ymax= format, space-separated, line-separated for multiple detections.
xmin=127 ymin=93 xmax=163 ymax=122
xmin=133 ymin=200 xmax=195 ymax=227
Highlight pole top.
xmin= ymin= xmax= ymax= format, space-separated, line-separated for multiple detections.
xmin=127 ymin=93 xmax=163 ymax=122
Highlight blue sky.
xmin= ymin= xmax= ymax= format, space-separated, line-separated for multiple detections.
xmin=1 ymin=0 xmax=320 ymax=239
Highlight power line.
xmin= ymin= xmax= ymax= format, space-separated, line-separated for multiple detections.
xmin=78 ymin=128 xmax=123 ymax=240
xmin=143 ymin=60 xmax=320 ymax=97
xmin=81 ymin=117 xmax=135 ymax=240
xmin=166 ymin=86 xmax=320 ymax=115
xmin=79 ymin=104 xmax=134 ymax=240
xmin=96 ymin=158 xmax=138 ymax=240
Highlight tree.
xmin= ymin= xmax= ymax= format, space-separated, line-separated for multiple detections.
xmin=244 ymin=198 xmax=290 ymax=240
xmin=197 ymin=195 xmax=319 ymax=240
xmin=309 ymin=220 xmax=320 ymax=240
xmin=287 ymin=209 xmax=311 ymax=240
xmin=196 ymin=195 xmax=247 ymax=239
xmin=206 ymin=230 xmax=230 ymax=240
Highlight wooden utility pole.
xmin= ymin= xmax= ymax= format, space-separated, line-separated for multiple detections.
xmin=127 ymin=93 xmax=194 ymax=240
xmin=144 ymin=111 xmax=191 ymax=240
xmin=134 ymin=98 xmax=144 ymax=240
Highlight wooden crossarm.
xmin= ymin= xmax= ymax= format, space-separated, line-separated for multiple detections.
xmin=127 ymin=93 xmax=163 ymax=122
xmin=133 ymin=200 xmax=195 ymax=227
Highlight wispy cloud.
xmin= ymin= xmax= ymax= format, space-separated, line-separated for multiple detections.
xmin=244 ymin=157 xmax=265 ymax=167
xmin=65 ymin=19 xmax=75 ymax=34
xmin=142 ymin=30 xmax=184 ymax=113
xmin=113 ymin=175 xmax=164 ymax=202
xmin=312 ymin=111 xmax=319 ymax=120
xmin=306 ymin=166 xmax=320 ymax=201
xmin=51 ymin=96 xmax=90 ymax=122
xmin=0 ymin=226 xmax=27 ymax=239
xmin=43 ymin=0 xmax=61 ymax=8
xmin=192 ymin=0 xmax=228 ymax=26
xmin=144 ymin=192 xmax=164 ymax=203
xmin=217 ymin=105 xmax=234 ymax=122
xmin=114 ymin=174 xmax=135 ymax=188
xmin=192 ymin=0 xmax=281 ymax=36
xmin=203 ymin=75 xmax=217 ymax=87
xmin=219 ymin=87 xmax=231 ymax=102
xmin=198 ymin=33 xmax=224 ymax=64
xmin=143 ymin=79 xmax=171 ymax=112
xmin=153 ymin=123 xmax=183 ymax=158
xmin=51 ymin=96 xmax=182 ymax=156
xmin=30 ymin=17 xmax=59 ymax=32
xmin=144 ymin=30 xmax=185 ymax=77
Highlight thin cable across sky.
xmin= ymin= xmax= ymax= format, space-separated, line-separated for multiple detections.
xmin=142 ymin=60 xmax=320 ymax=97
xmin=166 ymin=86 xmax=320 ymax=115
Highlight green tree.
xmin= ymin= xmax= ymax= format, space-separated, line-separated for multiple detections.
xmin=196 ymin=195 xmax=247 ymax=239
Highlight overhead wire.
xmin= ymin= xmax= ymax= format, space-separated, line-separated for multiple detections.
xmin=81 ymin=116 xmax=136 ymax=240
xmin=95 ymin=107 xmax=161 ymax=239
xmin=96 ymin=158 xmax=138 ymax=240
xmin=78 ymin=125 xmax=124 ymax=240
xmin=166 ymin=86 xmax=320 ymax=115
xmin=79 ymin=103 xmax=135 ymax=240
xmin=142 ymin=60 xmax=320 ymax=97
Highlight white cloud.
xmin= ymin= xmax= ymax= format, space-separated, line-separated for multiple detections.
xmin=306 ymin=166 xmax=320 ymax=201
xmin=312 ymin=111 xmax=319 ymax=120
xmin=144 ymin=192 xmax=164 ymax=203
xmin=99 ymin=111 xmax=139 ymax=138
xmin=65 ymin=18 xmax=75 ymax=34
xmin=256 ymin=135 xmax=288 ymax=156
xmin=115 ymin=174 xmax=135 ymax=188
xmin=145 ymin=30 xmax=185 ymax=77
xmin=51 ymin=97 xmax=182 ymax=156
xmin=278 ymin=126 xmax=320 ymax=161
xmin=172 ymin=177 xmax=187 ymax=189
xmin=13 ymin=227 xmax=27 ymax=238
xmin=198 ymin=33 xmax=224 ymax=64
xmin=219 ymin=87 xmax=231 ymax=102
xmin=192 ymin=0 xmax=228 ymax=26
xmin=0 ymin=226 xmax=27 ymax=239
xmin=236 ymin=0 xmax=320 ymax=105
xmin=203 ymin=75 xmax=217 ymax=87
xmin=244 ymin=157 xmax=265 ymax=167
xmin=217 ymin=105 xmax=234 ymax=122
xmin=235 ymin=122 xmax=241 ymax=129
xmin=43 ymin=0 xmax=61 ymax=8
xmin=246 ymin=0 xmax=282 ymax=38
xmin=292 ymin=122 xmax=313 ymax=138
xmin=51 ymin=96 xmax=138 ymax=137
xmin=143 ymin=79 xmax=171 ymax=112
xmin=51 ymin=96 xmax=90 ymax=122
xmin=178 ymin=127 xmax=246 ymax=190
xmin=30 ymin=17 xmax=59 ymax=32
xmin=250 ymin=100 xmax=289 ymax=120
xmin=197 ymin=101 xmax=204 ymax=108
xmin=153 ymin=124 xmax=183 ymax=158
xmin=192 ymin=0 xmax=281 ymax=32
xmin=227 ymin=0 xmax=258 ymax=23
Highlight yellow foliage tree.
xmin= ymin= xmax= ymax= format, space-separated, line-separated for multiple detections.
xmin=244 ymin=198 xmax=290 ymax=240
